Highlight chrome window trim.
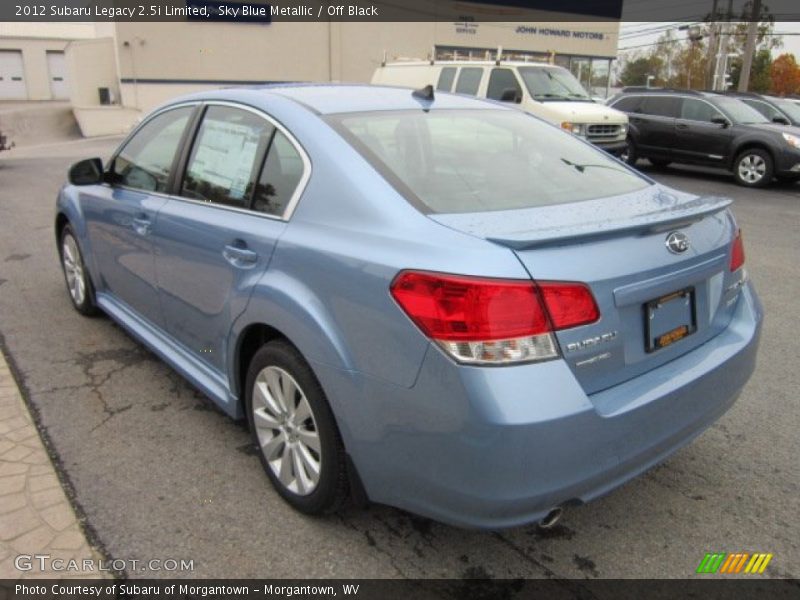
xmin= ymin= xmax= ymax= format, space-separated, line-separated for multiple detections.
xmin=106 ymin=99 xmax=312 ymax=223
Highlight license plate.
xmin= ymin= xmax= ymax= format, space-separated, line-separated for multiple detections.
xmin=644 ymin=287 xmax=697 ymax=353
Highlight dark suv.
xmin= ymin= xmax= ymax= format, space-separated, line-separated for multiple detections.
xmin=724 ymin=91 xmax=800 ymax=127
xmin=609 ymin=89 xmax=800 ymax=187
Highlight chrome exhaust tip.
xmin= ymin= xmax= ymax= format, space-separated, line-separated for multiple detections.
xmin=538 ymin=507 xmax=563 ymax=530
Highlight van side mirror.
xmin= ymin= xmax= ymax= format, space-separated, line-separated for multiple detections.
xmin=710 ymin=116 xmax=730 ymax=128
xmin=772 ymin=116 xmax=790 ymax=125
xmin=68 ymin=158 xmax=104 ymax=185
xmin=500 ymin=88 xmax=522 ymax=104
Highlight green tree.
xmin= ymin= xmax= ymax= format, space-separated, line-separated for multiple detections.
xmin=619 ymin=55 xmax=664 ymax=87
xmin=729 ymin=49 xmax=773 ymax=92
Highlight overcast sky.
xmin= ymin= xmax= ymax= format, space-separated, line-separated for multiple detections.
xmin=619 ymin=21 xmax=800 ymax=58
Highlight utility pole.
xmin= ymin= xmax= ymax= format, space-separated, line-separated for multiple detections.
xmin=738 ymin=0 xmax=762 ymax=91
xmin=705 ymin=0 xmax=719 ymax=89
xmin=712 ymin=0 xmax=735 ymax=90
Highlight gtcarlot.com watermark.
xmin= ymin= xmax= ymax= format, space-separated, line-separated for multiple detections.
xmin=14 ymin=553 xmax=194 ymax=573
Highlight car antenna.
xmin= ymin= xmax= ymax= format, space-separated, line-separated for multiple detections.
xmin=412 ymin=85 xmax=434 ymax=102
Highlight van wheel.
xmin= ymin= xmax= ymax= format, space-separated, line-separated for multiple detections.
xmin=734 ymin=149 xmax=773 ymax=187
xmin=620 ymin=138 xmax=637 ymax=166
xmin=245 ymin=340 xmax=348 ymax=514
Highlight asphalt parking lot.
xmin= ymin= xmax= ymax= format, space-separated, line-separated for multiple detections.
xmin=0 ymin=137 xmax=798 ymax=581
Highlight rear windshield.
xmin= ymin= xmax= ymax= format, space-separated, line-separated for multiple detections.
xmin=326 ymin=109 xmax=649 ymax=214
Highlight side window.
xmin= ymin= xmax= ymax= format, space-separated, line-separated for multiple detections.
xmin=612 ymin=96 xmax=641 ymax=112
xmin=181 ymin=106 xmax=274 ymax=208
xmin=741 ymin=99 xmax=782 ymax=121
xmin=436 ymin=67 xmax=456 ymax=92
xmin=252 ymin=131 xmax=305 ymax=217
xmin=454 ymin=67 xmax=483 ymax=96
xmin=487 ymin=68 xmax=522 ymax=102
xmin=112 ymin=107 xmax=192 ymax=192
xmin=680 ymin=98 xmax=722 ymax=122
xmin=640 ymin=96 xmax=679 ymax=118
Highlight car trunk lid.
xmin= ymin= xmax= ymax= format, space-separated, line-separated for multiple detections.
xmin=429 ymin=186 xmax=745 ymax=394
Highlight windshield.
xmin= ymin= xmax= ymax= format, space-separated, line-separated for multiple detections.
xmin=518 ymin=66 xmax=591 ymax=101
xmin=714 ymin=97 xmax=769 ymax=124
xmin=327 ymin=109 xmax=649 ymax=214
xmin=774 ymin=98 xmax=800 ymax=122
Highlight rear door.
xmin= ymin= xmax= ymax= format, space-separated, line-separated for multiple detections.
xmin=152 ymin=104 xmax=307 ymax=374
xmin=630 ymin=95 xmax=679 ymax=159
xmin=673 ymin=97 xmax=736 ymax=165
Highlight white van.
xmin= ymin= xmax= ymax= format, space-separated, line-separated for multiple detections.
xmin=372 ymin=60 xmax=628 ymax=155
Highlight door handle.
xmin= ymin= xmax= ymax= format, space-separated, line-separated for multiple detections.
xmin=132 ymin=215 xmax=151 ymax=235
xmin=223 ymin=242 xmax=258 ymax=267
xmin=676 ymin=123 xmax=689 ymax=130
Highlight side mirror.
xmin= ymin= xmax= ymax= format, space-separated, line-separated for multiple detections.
xmin=710 ymin=116 xmax=730 ymax=128
xmin=772 ymin=116 xmax=790 ymax=125
xmin=68 ymin=158 xmax=104 ymax=185
xmin=499 ymin=88 xmax=522 ymax=104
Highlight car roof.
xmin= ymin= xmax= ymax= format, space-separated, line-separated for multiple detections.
xmin=245 ymin=83 xmax=508 ymax=115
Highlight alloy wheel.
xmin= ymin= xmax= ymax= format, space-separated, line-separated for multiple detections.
xmin=737 ymin=154 xmax=766 ymax=184
xmin=62 ymin=234 xmax=86 ymax=306
xmin=251 ymin=366 xmax=321 ymax=495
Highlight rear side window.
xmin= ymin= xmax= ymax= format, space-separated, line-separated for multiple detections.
xmin=252 ymin=131 xmax=305 ymax=217
xmin=640 ymin=96 xmax=679 ymax=118
xmin=181 ymin=106 xmax=274 ymax=209
xmin=486 ymin=68 xmax=522 ymax=102
xmin=680 ymin=98 xmax=723 ymax=122
xmin=611 ymin=96 xmax=641 ymax=112
xmin=436 ymin=67 xmax=456 ymax=92
xmin=454 ymin=68 xmax=482 ymax=95
xmin=112 ymin=107 xmax=192 ymax=192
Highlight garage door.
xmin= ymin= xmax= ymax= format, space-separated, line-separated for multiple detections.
xmin=0 ymin=50 xmax=27 ymax=100
xmin=46 ymin=51 xmax=69 ymax=100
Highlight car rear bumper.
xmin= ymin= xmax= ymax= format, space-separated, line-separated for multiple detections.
xmin=315 ymin=282 xmax=762 ymax=529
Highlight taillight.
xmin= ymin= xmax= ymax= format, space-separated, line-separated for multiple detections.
xmin=390 ymin=270 xmax=599 ymax=365
xmin=730 ymin=229 xmax=745 ymax=272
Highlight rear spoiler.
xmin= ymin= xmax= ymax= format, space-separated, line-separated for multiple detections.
xmin=482 ymin=196 xmax=733 ymax=250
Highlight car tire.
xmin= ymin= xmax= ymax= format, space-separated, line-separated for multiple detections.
xmin=649 ymin=158 xmax=671 ymax=168
xmin=733 ymin=148 xmax=773 ymax=188
xmin=620 ymin=138 xmax=638 ymax=166
xmin=245 ymin=340 xmax=348 ymax=514
xmin=59 ymin=224 xmax=99 ymax=316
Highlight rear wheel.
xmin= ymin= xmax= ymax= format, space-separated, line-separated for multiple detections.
xmin=733 ymin=149 xmax=773 ymax=188
xmin=245 ymin=340 xmax=348 ymax=514
xmin=620 ymin=138 xmax=638 ymax=166
xmin=59 ymin=224 xmax=99 ymax=316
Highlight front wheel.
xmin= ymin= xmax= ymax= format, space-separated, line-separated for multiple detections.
xmin=245 ymin=340 xmax=349 ymax=514
xmin=733 ymin=149 xmax=773 ymax=188
xmin=620 ymin=138 xmax=638 ymax=166
xmin=59 ymin=224 xmax=99 ymax=316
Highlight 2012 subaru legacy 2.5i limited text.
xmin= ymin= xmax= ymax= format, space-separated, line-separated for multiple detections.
xmin=56 ymin=84 xmax=762 ymax=529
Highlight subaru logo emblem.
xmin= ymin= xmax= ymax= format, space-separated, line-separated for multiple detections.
xmin=666 ymin=231 xmax=690 ymax=254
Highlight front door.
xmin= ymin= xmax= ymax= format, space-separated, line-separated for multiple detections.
xmin=82 ymin=105 xmax=195 ymax=327
xmin=673 ymin=98 xmax=735 ymax=166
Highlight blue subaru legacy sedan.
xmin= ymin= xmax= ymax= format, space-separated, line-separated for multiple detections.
xmin=56 ymin=85 xmax=762 ymax=529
